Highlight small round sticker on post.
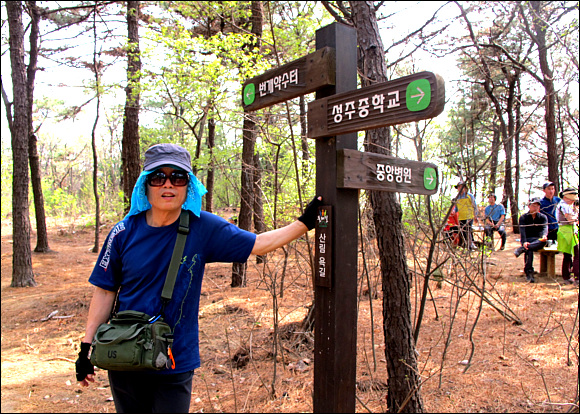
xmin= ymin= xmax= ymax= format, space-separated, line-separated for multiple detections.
xmin=423 ymin=167 xmax=437 ymax=191
xmin=243 ymin=83 xmax=256 ymax=106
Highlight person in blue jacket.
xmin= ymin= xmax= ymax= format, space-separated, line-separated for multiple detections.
xmin=539 ymin=181 xmax=561 ymax=243
xmin=75 ymin=143 xmax=322 ymax=413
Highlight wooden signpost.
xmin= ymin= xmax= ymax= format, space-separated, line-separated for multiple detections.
xmin=312 ymin=24 xmax=359 ymax=413
xmin=242 ymin=22 xmax=444 ymax=414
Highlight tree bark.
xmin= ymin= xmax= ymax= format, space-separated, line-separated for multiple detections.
xmin=350 ymin=2 xmax=423 ymax=412
xmin=253 ymin=151 xmax=265 ymax=264
xmin=232 ymin=111 xmax=256 ymax=287
xmin=91 ymin=4 xmax=101 ymax=253
xmin=26 ymin=1 xmax=50 ymax=253
xmin=489 ymin=123 xmax=499 ymax=193
xmin=122 ymin=0 xmax=141 ymax=214
xmin=205 ymin=117 xmax=215 ymax=213
xmin=232 ymin=0 xmax=262 ymax=287
xmin=7 ymin=1 xmax=36 ymax=287
xmin=530 ymin=0 xmax=558 ymax=190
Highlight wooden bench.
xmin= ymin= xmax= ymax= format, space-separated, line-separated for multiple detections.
xmin=538 ymin=244 xmax=560 ymax=278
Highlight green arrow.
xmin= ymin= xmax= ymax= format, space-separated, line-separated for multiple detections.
xmin=406 ymin=79 xmax=431 ymax=112
xmin=423 ymin=167 xmax=437 ymax=190
xmin=243 ymin=83 xmax=256 ymax=106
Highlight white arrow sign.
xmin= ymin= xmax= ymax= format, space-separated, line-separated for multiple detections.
xmin=410 ymin=87 xmax=425 ymax=104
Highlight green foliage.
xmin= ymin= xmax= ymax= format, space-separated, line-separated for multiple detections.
xmin=43 ymin=186 xmax=80 ymax=218
xmin=1 ymin=147 xmax=12 ymax=220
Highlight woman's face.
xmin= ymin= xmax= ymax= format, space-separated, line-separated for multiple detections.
xmin=146 ymin=167 xmax=188 ymax=214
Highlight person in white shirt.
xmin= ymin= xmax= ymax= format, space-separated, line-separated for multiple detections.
xmin=556 ymin=187 xmax=579 ymax=286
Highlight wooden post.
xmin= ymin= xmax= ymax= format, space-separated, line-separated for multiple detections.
xmin=314 ymin=22 xmax=358 ymax=413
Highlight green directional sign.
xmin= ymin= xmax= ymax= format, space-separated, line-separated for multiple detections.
xmin=308 ymin=71 xmax=445 ymax=139
xmin=406 ymin=78 xmax=431 ymax=112
xmin=423 ymin=167 xmax=437 ymax=190
xmin=337 ymin=149 xmax=439 ymax=195
xmin=243 ymin=83 xmax=256 ymax=106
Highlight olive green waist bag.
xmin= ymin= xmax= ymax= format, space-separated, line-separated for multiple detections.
xmin=90 ymin=210 xmax=189 ymax=372
xmin=90 ymin=310 xmax=174 ymax=371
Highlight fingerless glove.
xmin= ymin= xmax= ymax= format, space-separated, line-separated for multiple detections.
xmin=75 ymin=342 xmax=94 ymax=381
xmin=298 ymin=196 xmax=323 ymax=230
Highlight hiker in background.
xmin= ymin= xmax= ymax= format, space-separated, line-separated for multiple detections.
xmin=556 ymin=188 xmax=579 ymax=286
xmin=444 ymin=209 xmax=460 ymax=247
xmin=539 ymin=181 xmax=560 ymax=244
xmin=514 ymin=197 xmax=548 ymax=283
xmin=75 ymin=143 xmax=322 ymax=413
xmin=484 ymin=194 xmax=507 ymax=250
xmin=454 ymin=181 xmax=478 ymax=250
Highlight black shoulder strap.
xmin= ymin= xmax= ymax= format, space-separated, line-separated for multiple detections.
xmin=161 ymin=210 xmax=189 ymax=307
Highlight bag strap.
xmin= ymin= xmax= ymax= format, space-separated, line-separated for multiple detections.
xmin=160 ymin=210 xmax=189 ymax=315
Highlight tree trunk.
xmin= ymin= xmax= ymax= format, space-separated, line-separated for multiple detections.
xmin=232 ymin=0 xmax=262 ymax=287
xmin=513 ymin=81 xmax=522 ymax=234
xmin=530 ymin=1 xmax=558 ymax=191
xmin=489 ymin=123 xmax=499 ymax=193
xmin=29 ymin=134 xmax=50 ymax=252
xmin=205 ymin=117 xmax=215 ymax=213
xmin=26 ymin=1 xmax=50 ymax=253
xmin=350 ymin=2 xmax=423 ymax=412
xmin=232 ymin=111 xmax=256 ymax=287
xmin=122 ymin=0 xmax=141 ymax=214
xmin=91 ymin=5 xmax=101 ymax=253
xmin=502 ymin=73 xmax=519 ymax=234
xmin=253 ymin=151 xmax=265 ymax=264
xmin=7 ymin=1 xmax=36 ymax=287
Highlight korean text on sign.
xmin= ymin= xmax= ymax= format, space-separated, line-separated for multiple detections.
xmin=331 ymin=91 xmax=400 ymax=124
xmin=259 ymin=68 xmax=299 ymax=97
xmin=376 ymin=164 xmax=412 ymax=183
xmin=318 ymin=232 xmax=327 ymax=278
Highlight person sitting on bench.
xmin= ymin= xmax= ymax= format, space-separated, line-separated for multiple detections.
xmin=484 ymin=194 xmax=507 ymax=250
xmin=514 ymin=197 xmax=548 ymax=283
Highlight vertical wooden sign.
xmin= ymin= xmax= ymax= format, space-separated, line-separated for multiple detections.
xmin=315 ymin=206 xmax=332 ymax=288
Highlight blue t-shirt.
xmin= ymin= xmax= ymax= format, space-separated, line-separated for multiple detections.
xmin=539 ymin=196 xmax=561 ymax=231
xmin=484 ymin=203 xmax=505 ymax=222
xmin=89 ymin=211 xmax=256 ymax=374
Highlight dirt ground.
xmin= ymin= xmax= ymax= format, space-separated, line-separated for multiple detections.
xmin=1 ymin=216 xmax=579 ymax=413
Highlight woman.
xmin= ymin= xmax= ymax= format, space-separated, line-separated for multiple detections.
xmin=556 ymin=187 xmax=579 ymax=286
xmin=75 ymin=143 xmax=322 ymax=412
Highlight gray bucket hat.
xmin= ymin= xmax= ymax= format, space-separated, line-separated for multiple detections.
xmin=144 ymin=143 xmax=192 ymax=172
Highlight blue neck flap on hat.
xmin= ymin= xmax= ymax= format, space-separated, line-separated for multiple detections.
xmin=125 ymin=170 xmax=208 ymax=219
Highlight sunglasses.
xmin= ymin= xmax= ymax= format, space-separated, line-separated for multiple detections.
xmin=147 ymin=171 xmax=189 ymax=187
